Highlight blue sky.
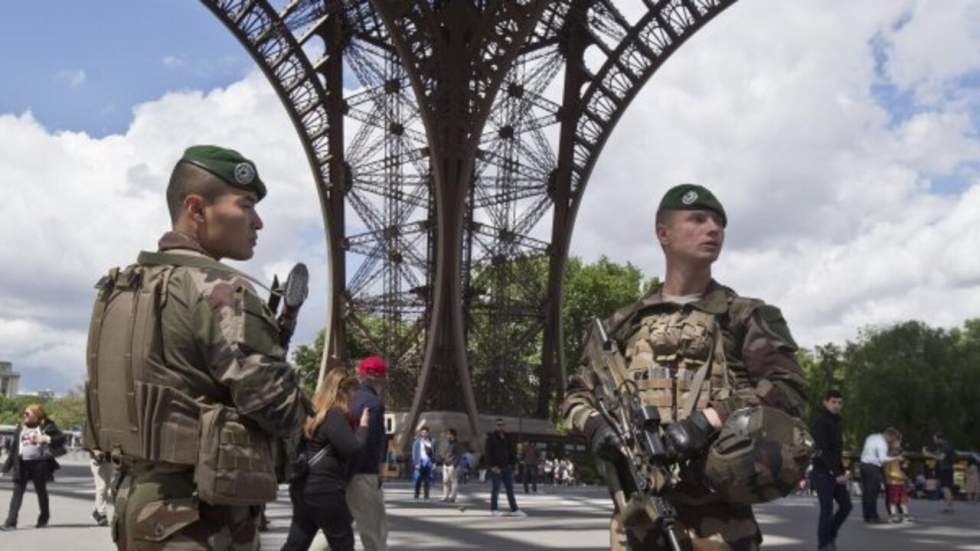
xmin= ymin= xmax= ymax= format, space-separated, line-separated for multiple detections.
xmin=1 ymin=2 xmax=251 ymax=136
xmin=1 ymin=1 xmax=979 ymax=395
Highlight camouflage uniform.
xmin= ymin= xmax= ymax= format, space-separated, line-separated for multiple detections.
xmin=563 ymin=280 xmax=807 ymax=551
xmin=110 ymin=231 xmax=308 ymax=550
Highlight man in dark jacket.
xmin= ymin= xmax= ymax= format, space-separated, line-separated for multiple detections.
xmin=346 ymin=356 xmax=389 ymax=551
xmin=811 ymin=389 xmax=851 ymax=551
xmin=484 ymin=418 xmax=525 ymax=517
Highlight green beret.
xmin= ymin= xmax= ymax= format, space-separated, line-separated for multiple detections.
xmin=179 ymin=145 xmax=267 ymax=201
xmin=657 ymin=183 xmax=727 ymax=227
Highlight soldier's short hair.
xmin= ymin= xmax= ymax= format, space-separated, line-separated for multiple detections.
xmin=166 ymin=161 xmax=227 ymax=224
xmin=654 ymin=208 xmax=677 ymax=228
xmin=824 ymin=389 xmax=843 ymax=401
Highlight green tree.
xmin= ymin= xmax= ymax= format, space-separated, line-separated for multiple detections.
xmin=561 ymin=255 xmax=651 ymax=381
xmin=48 ymin=388 xmax=87 ymax=430
xmin=0 ymin=395 xmax=43 ymax=426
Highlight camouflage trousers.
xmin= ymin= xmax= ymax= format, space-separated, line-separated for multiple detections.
xmin=112 ymin=464 xmax=258 ymax=550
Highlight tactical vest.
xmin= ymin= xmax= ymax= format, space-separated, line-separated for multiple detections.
xmin=84 ymin=253 xmax=278 ymax=506
xmin=622 ymin=306 xmax=734 ymax=424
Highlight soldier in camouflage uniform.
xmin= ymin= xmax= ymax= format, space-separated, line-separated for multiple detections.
xmin=85 ymin=145 xmax=308 ymax=550
xmin=563 ymin=184 xmax=808 ymax=551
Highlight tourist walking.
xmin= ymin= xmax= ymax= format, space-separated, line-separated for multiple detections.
xmin=412 ymin=426 xmax=435 ymax=500
xmin=859 ymin=427 xmax=900 ymax=523
xmin=0 ymin=404 xmax=66 ymax=530
xmin=485 ymin=418 xmax=525 ymax=517
xmin=926 ymin=432 xmax=957 ymax=513
xmin=347 ymin=356 xmax=390 ymax=551
xmin=88 ymin=449 xmax=113 ymax=526
xmin=440 ymin=428 xmax=462 ymax=503
xmin=811 ymin=390 xmax=851 ymax=551
xmin=282 ymin=368 xmax=370 ymax=551
xmin=883 ymin=439 xmax=912 ymax=522
xmin=522 ymin=442 xmax=539 ymax=494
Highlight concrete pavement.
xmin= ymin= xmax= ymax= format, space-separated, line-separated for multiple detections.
xmin=1 ymin=453 xmax=978 ymax=549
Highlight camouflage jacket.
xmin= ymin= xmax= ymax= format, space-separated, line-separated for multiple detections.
xmin=152 ymin=231 xmax=308 ymax=438
xmin=563 ymin=280 xmax=807 ymax=435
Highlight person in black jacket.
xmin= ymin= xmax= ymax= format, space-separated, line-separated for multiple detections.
xmin=811 ymin=389 xmax=851 ymax=551
xmin=484 ymin=418 xmax=525 ymax=517
xmin=282 ymin=369 xmax=370 ymax=551
xmin=0 ymin=403 xmax=66 ymax=530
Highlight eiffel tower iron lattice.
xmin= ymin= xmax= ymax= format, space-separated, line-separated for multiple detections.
xmin=201 ymin=0 xmax=738 ymax=446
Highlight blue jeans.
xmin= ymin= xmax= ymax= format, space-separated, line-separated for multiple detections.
xmin=490 ymin=467 xmax=518 ymax=512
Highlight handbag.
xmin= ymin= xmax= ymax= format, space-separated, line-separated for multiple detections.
xmin=288 ymin=440 xmax=330 ymax=484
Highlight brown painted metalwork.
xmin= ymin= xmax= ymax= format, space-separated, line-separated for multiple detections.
xmin=201 ymin=0 xmax=738 ymax=448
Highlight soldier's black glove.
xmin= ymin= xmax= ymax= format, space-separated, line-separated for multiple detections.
xmin=584 ymin=414 xmax=622 ymax=461
xmin=664 ymin=410 xmax=719 ymax=461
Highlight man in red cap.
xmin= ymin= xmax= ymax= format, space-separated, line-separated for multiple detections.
xmin=346 ymin=356 xmax=389 ymax=551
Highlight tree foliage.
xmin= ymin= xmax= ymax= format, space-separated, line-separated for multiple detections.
xmin=561 ymin=256 xmax=655 ymax=379
xmin=0 ymin=388 xmax=86 ymax=430
xmin=802 ymin=319 xmax=980 ymax=451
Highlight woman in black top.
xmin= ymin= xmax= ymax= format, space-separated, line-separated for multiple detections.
xmin=0 ymin=403 xmax=66 ymax=530
xmin=282 ymin=368 xmax=370 ymax=551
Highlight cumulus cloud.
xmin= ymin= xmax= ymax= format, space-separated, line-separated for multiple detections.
xmin=162 ymin=55 xmax=185 ymax=69
xmin=2 ymin=0 xmax=978 ymax=391
xmin=0 ymin=72 xmax=330 ymax=392
xmin=572 ymin=0 xmax=980 ymax=345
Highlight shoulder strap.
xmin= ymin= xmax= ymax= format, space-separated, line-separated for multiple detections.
xmin=308 ymin=446 xmax=330 ymax=467
xmin=137 ymin=251 xmax=270 ymax=292
xmin=681 ymin=312 xmax=724 ymax=420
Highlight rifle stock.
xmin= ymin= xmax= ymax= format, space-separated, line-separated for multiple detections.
xmin=584 ymin=318 xmax=685 ymax=551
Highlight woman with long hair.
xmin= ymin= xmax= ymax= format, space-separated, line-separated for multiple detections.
xmin=0 ymin=403 xmax=66 ymax=530
xmin=282 ymin=368 xmax=370 ymax=551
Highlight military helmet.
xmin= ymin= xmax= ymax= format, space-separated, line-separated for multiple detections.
xmin=703 ymin=406 xmax=814 ymax=505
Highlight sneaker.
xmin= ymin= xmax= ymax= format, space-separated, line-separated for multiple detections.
xmin=491 ymin=510 xmax=504 ymax=517
xmin=92 ymin=511 xmax=108 ymax=527
xmin=36 ymin=516 xmax=49 ymax=528
xmin=508 ymin=509 xmax=527 ymax=518
xmin=0 ymin=523 xmax=15 ymax=532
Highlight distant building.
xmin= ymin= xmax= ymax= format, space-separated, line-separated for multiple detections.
xmin=0 ymin=361 xmax=20 ymax=398
xmin=18 ymin=389 xmax=57 ymax=401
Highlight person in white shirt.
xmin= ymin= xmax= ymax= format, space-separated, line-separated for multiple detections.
xmin=858 ymin=427 xmax=900 ymax=523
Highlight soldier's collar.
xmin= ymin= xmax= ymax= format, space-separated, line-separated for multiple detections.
xmin=642 ymin=280 xmax=729 ymax=314
xmin=157 ymin=231 xmax=212 ymax=257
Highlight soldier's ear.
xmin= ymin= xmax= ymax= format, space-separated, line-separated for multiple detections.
xmin=183 ymin=194 xmax=206 ymax=223
xmin=655 ymin=222 xmax=670 ymax=245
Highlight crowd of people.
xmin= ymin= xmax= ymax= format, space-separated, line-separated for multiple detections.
xmin=810 ymin=388 xmax=977 ymax=551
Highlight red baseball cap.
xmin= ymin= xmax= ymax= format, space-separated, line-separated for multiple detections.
xmin=356 ymin=356 xmax=387 ymax=378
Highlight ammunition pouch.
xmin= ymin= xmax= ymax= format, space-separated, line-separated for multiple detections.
xmin=195 ymin=405 xmax=278 ymax=506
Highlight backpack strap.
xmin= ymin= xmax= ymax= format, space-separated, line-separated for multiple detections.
xmin=137 ymin=251 xmax=270 ymax=292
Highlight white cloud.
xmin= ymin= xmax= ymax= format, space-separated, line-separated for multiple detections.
xmin=0 ymin=72 xmax=330 ymax=392
xmin=569 ymin=0 xmax=980 ymax=346
xmin=55 ymin=68 xmax=86 ymax=89
xmin=162 ymin=55 xmax=184 ymax=69
xmin=3 ymin=0 xmax=980 ymax=391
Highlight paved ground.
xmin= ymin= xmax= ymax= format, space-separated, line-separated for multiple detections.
xmin=2 ymin=453 xmax=979 ymax=549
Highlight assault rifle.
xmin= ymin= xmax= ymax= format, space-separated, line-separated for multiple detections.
xmin=583 ymin=317 xmax=685 ymax=551
xmin=268 ymin=263 xmax=309 ymax=350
